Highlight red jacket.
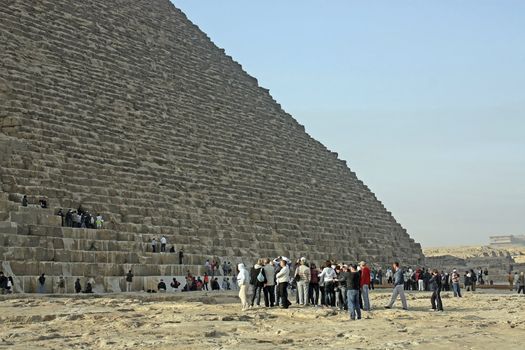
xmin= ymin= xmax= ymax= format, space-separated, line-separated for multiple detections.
xmin=360 ymin=266 xmax=371 ymax=287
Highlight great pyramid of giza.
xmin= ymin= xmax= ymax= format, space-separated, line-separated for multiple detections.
xmin=0 ymin=0 xmax=423 ymax=292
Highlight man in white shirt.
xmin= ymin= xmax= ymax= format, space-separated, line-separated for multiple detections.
xmin=276 ymin=260 xmax=291 ymax=308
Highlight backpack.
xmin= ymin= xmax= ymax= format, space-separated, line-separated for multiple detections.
xmin=257 ymin=269 xmax=265 ymax=283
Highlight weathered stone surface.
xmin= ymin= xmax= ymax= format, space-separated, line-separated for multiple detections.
xmin=0 ymin=0 xmax=423 ymax=292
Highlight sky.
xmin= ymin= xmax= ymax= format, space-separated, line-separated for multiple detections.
xmin=172 ymin=0 xmax=525 ymax=247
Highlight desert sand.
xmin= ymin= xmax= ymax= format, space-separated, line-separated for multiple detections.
xmin=0 ymin=289 xmax=524 ymax=350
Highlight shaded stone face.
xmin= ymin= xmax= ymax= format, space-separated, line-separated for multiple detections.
xmin=0 ymin=0 xmax=423 ymax=291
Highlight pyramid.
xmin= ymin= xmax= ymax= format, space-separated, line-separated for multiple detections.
xmin=0 ymin=0 xmax=423 ymax=292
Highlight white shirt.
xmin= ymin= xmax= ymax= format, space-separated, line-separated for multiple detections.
xmin=318 ymin=267 xmax=336 ymax=282
xmin=160 ymin=237 xmax=167 ymax=244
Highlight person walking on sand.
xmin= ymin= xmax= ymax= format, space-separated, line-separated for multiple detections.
xmin=451 ymin=269 xmax=462 ymax=297
xmin=384 ymin=262 xmax=408 ymax=310
xmin=237 ymin=263 xmax=250 ymax=311
xmin=429 ymin=269 xmax=444 ymax=312
xmin=126 ymin=270 xmax=133 ymax=292
xmin=517 ymin=272 xmax=524 ymax=294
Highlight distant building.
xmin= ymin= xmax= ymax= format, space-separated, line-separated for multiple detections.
xmin=489 ymin=234 xmax=525 ymax=246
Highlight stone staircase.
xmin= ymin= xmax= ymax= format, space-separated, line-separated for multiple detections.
xmin=0 ymin=193 xmax=228 ymax=292
xmin=0 ymin=0 xmax=424 ymax=293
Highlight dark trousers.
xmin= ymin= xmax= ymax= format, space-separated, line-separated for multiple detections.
xmin=309 ymin=283 xmax=319 ymax=305
xmin=161 ymin=243 xmax=166 ymax=252
xmin=431 ymin=289 xmax=443 ymax=310
xmin=320 ymin=286 xmax=326 ymax=305
xmin=203 ymin=282 xmax=208 ymax=291
xmin=263 ymin=285 xmax=275 ymax=307
xmin=325 ymin=281 xmax=336 ymax=307
xmin=278 ymin=282 xmax=290 ymax=308
xmin=517 ymin=286 xmax=524 ymax=294
xmin=251 ymin=285 xmax=263 ymax=306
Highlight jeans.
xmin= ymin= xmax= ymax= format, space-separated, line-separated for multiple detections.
xmin=324 ymin=281 xmax=336 ymax=306
xmin=338 ymin=286 xmax=347 ymax=310
xmin=431 ymin=288 xmax=443 ymax=310
xmin=418 ymin=279 xmax=424 ymax=291
xmin=361 ymin=284 xmax=371 ymax=311
xmin=308 ymin=283 xmax=319 ymax=305
xmin=347 ymin=289 xmax=361 ymax=320
xmin=251 ymin=284 xmax=263 ymax=306
xmin=263 ymin=285 xmax=275 ymax=307
xmin=387 ymin=284 xmax=408 ymax=309
xmin=452 ymin=283 xmax=462 ymax=297
xmin=296 ymin=281 xmax=309 ymax=305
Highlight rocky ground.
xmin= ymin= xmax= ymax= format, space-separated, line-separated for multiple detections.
xmin=0 ymin=289 xmax=524 ymax=349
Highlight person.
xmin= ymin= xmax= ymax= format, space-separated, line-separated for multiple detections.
xmin=386 ymin=267 xmax=393 ymax=284
xmin=6 ymin=276 xmax=13 ymax=294
xmin=308 ymin=263 xmax=320 ymax=306
xmin=318 ymin=261 xmax=336 ymax=307
xmin=65 ymin=209 xmax=73 ymax=227
xmin=158 ymin=279 xmax=167 ymax=292
xmin=262 ymin=258 xmax=275 ymax=307
xmin=250 ymin=259 xmax=265 ymax=307
xmin=0 ymin=272 xmax=7 ymax=294
xmin=151 ymin=238 xmax=157 ymax=253
xmin=74 ymin=278 xmax=82 ymax=293
xmin=429 ymin=269 xmax=444 ymax=311
xmin=513 ymin=272 xmax=520 ymax=291
xmin=57 ymin=208 xmax=64 ymax=226
xmin=464 ymin=271 xmax=472 ymax=291
xmin=384 ymin=262 xmax=408 ymax=310
xmin=417 ymin=269 xmax=424 ymax=291
xmin=451 ymin=269 xmax=462 ymax=297
xmin=211 ymin=278 xmax=220 ymax=290
xmin=203 ymin=273 xmax=209 ymax=291
xmin=359 ymin=261 xmax=371 ymax=311
xmin=276 ymin=259 xmax=291 ymax=309
xmin=170 ymin=278 xmax=181 ymax=290
xmin=22 ymin=195 xmax=28 ymax=207
xmin=39 ymin=197 xmax=47 ymax=208
xmin=169 ymin=245 xmax=175 ymax=253
xmin=339 ymin=264 xmax=361 ymax=320
xmin=517 ymin=272 xmax=524 ymax=294
xmin=237 ymin=263 xmax=250 ymax=311
xmin=38 ymin=273 xmax=46 ymax=293
xmin=95 ymin=213 xmax=103 ymax=229
xmin=83 ymin=281 xmax=93 ymax=293
xmin=160 ymin=236 xmax=167 ymax=253
xmin=295 ymin=257 xmax=310 ymax=306
xmin=179 ymin=249 xmax=184 ymax=264
xmin=57 ymin=275 xmax=66 ymax=293
xmin=126 ymin=270 xmax=133 ymax=292
xmin=377 ymin=267 xmax=383 ymax=285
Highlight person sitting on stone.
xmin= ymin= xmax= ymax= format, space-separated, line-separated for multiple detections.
xmin=74 ymin=278 xmax=82 ymax=293
xmin=0 ymin=272 xmax=7 ymax=294
xmin=83 ymin=282 xmax=93 ymax=293
xmin=211 ymin=278 xmax=220 ymax=291
xmin=22 ymin=195 xmax=28 ymax=207
xmin=158 ymin=279 xmax=167 ymax=292
xmin=170 ymin=278 xmax=180 ymax=290
xmin=39 ymin=197 xmax=48 ymax=208
xmin=169 ymin=245 xmax=175 ymax=253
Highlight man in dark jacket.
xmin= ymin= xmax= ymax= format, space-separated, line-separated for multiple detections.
xmin=0 ymin=272 xmax=7 ymax=294
xmin=338 ymin=264 xmax=361 ymax=320
xmin=429 ymin=269 xmax=444 ymax=311
xmin=250 ymin=260 xmax=265 ymax=307
xmin=74 ymin=278 xmax=82 ymax=293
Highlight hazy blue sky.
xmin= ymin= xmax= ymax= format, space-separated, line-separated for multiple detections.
xmin=172 ymin=0 xmax=525 ymax=247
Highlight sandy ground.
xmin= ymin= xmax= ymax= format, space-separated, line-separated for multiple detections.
xmin=0 ymin=289 xmax=524 ymax=350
